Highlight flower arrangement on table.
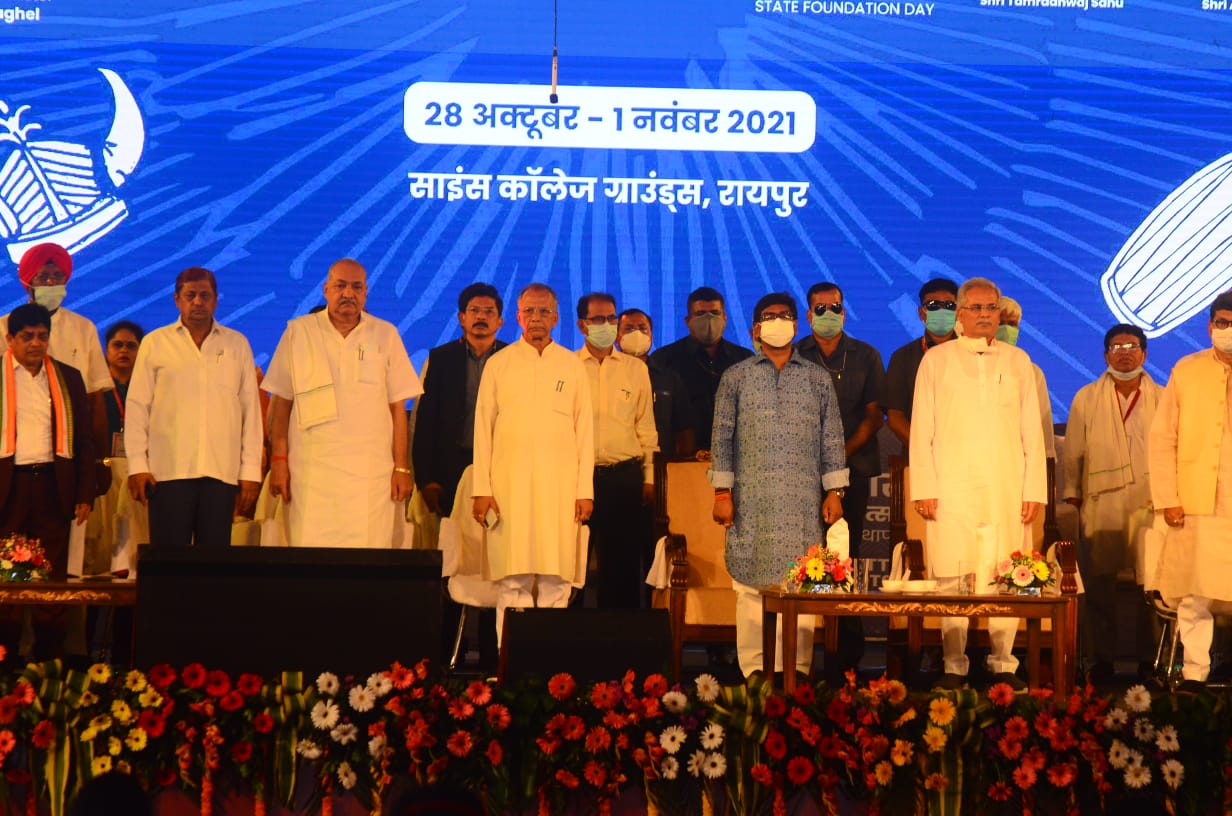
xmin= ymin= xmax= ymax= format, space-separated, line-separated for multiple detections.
xmin=992 ymin=550 xmax=1055 ymax=593
xmin=0 ymin=535 xmax=48 ymax=582
xmin=784 ymin=544 xmax=852 ymax=593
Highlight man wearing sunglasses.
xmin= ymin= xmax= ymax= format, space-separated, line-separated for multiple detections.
xmin=1148 ymin=290 xmax=1232 ymax=693
xmin=1063 ymin=323 xmax=1162 ymax=684
xmin=795 ymin=282 xmax=886 ymax=673
xmin=885 ymin=278 xmax=959 ymax=448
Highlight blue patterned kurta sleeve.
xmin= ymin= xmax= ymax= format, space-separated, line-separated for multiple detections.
xmin=709 ymin=365 xmax=740 ymax=489
xmin=817 ymin=371 xmax=850 ymax=492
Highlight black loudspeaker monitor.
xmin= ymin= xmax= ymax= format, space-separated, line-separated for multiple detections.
xmin=135 ymin=546 xmax=442 ymax=678
xmin=498 ymin=608 xmax=672 ymax=684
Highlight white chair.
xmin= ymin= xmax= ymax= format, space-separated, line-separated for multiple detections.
xmin=438 ymin=465 xmax=499 ymax=672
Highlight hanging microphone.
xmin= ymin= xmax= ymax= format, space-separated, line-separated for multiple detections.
xmin=549 ymin=0 xmax=559 ymax=103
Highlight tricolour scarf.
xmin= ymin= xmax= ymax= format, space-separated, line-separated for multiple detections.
xmin=0 ymin=350 xmax=73 ymax=458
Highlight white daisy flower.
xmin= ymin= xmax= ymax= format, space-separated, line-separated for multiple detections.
xmin=1127 ymin=749 xmax=1144 ymax=768
xmin=310 ymin=700 xmax=340 ymax=731
xmin=700 ymin=723 xmax=724 ymax=750
xmin=366 ymin=673 xmax=393 ymax=698
xmin=702 ymin=752 xmax=727 ymax=779
xmin=348 ymin=685 xmax=376 ymax=713
xmin=1103 ymin=708 xmax=1129 ymax=730
xmin=660 ymin=725 xmax=686 ymax=755
xmin=1123 ymin=763 xmax=1151 ymax=789
xmin=368 ymin=734 xmax=387 ymax=759
xmin=1161 ymin=758 xmax=1184 ymax=790
xmin=1107 ymin=739 xmax=1130 ymax=770
xmin=295 ymin=739 xmax=322 ymax=759
xmin=330 ymin=723 xmax=358 ymax=745
xmin=661 ymin=690 xmax=688 ymax=714
xmin=1133 ymin=718 xmax=1155 ymax=742
xmin=315 ymin=672 xmax=340 ymax=696
xmin=1155 ymin=725 xmax=1180 ymax=753
xmin=337 ymin=761 xmax=357 ymax=790
xmin=660 ymin=756 xmax=679 ymax=781
xmin=1123 ymin=684 xmax=1151 ymax=713
xmin=686 ymin=749 xmax=707 ymax=777
xmin=694 ymin=674 xmax=721 ymax=703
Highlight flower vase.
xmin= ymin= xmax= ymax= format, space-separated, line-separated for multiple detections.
xmin=806 ymin=583 xmax=837 ymax=594
xmin=1009 ymin=586 xmax=1041 ymax=597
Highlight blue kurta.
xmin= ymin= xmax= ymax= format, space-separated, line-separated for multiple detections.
xmin=711 ymin=352 xmax=849 ymax=587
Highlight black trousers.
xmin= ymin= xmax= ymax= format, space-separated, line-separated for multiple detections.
xmin=148 ymin=477 xmax=237 ymax=548
xmin=590 ymin=459 xmax=645 ymax=609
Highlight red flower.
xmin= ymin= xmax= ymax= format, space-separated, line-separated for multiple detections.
xmin=486 ymin=739 xmax=503 ymax=766
xmin=988 ymin=781 xmax=1012 ymax=801
xmin=555 ymin=769 xmax=579 ymax=789
xmin=182 ymin=663 xmax=207 ymax=689
xmin=764 ymin=730 xmax=788 ymax=760
xmin=793 ymin=684 xmax=816 ymax=705
xmin=536 ymin=736 xmax=561 ymax=756
xmin=1004 ymin=716 xmax=1029 ymax=741
xmin=204 ymin=670 xmax=231 ymax=697
xmin=219 ymin=691 xmax=244 ymax=712
xmin=0 ymin=730 xmax=14 ymax=757
xmin=230 ymin=741 xmax=253 ymax=763
xmin=1023 ymin=747 xmax=1047 ymax=772
xmin=31 ymin=719 xmax=55 ymax=749
xmin=447 ymin=730 xmax=474 ymax=758
xmin=590 ymin=682 xmax=620 ymax=710
xmin=751 ymin=763 xmax=774 ymax=786
xmin=786 ymin=756 xmax=814 ymax=785
xmin=236 ymin=673 xmax=263 ymax=696
xmin=448 ymin=698 xmax=475 ymax=721
xmin=642 ymin=674 xmax=668 ymax=698
xmin=987 ymin=682 xmax=1016 ymax=708
xmin=12 ymin=682 xmax=32 ymax=706
xmin=764 ymin=696 xmax=787 ymax=718
xmin=1047 ymin=763 xmax=1076 ymax=788
xmin=787 ymin=707 xmax=811 ymax=730
xmin=148 ymin=664 xmax=177 ymax=689
xmin=584 ymin=760 xmax=607 ymax=787
xmin=0 ymin=696 xmax=16 ymax=725
xmin=465 ymin=680 xmax=492 ymax=706
xmin=487 ymin=703 xmax=511 ymax=731
xmin=253 ymin=713 xmax=274 ymax=734
xmin=998 ymin=736 xmax=1022 ymax=760
xmin=387 ymin=662 xmax=414 ymax=690
xmin=137 ymin=709 xmax=166 ymax=738
xmin=1013 ymin=764 xmax=1037 ymax=790
xmin=585 ymin=725 xmax=611 ymax=753
xmin=561 ymin=715 xmax=585 ymax=741
xmin=547 ymin=672 xmax=576 ymax=700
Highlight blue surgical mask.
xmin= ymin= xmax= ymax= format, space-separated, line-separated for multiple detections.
xmin=810 ymin=312 xmax=843 ymax=339
xmin=995 ymin=324 xmax=1019 ymax=346
xmin=924 ymin=309 xmax=956 ymax=337
xmin=586 ymin=323 xmax=617 ymax=350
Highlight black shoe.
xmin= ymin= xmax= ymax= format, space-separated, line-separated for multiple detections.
xmin=1086 ymin=661 xmax=1114 ymax=686
xmin=932 ymin=672 xmax=966 ymax=691
xmin=990 ymin=672 xmax=1028 ymax=692
xmin=1176 ymin=679 xmax=1207 ymax=695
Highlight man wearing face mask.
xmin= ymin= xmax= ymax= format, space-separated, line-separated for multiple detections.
xmin=1063 ymin=323 xmax=1161 ymax=684
xmin=649 ymin=287 xmax=752 ymax=455
xmin=911 ymin=278 xmax=1047 ymax=691
xmin=616 ymin=309 xmax=696 ymax=458
xmin=711 ymin=292 xmax=848 ymax=678
xmin=576 ymin=294 xmax=658 ymax=609
xmin=1148 ymin=291 xmax=1232 ymax=692
xmin=996 ymin=296 xmax=1056 ymax=459
xmin=885 ymin=278 xmax=959 ymax=448
xmin=795 ymin=282 xmax=886 ymax=673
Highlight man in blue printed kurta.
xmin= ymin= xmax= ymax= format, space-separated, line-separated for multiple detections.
xmin=711 ymin=292 xmax=849 ymax=678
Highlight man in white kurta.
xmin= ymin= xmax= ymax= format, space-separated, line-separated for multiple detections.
xmin=1063 ymin=323 xmax=1161 ymax=680
xmin=472 ymin=283 xmax=594 ymax=647
xmin=265 ymin=259 xmax=421 ymax=548
xmin=910 ymin=278 xmax=1047 ymax=690
xmin=1149 ymin=292 xmax=1232 ymax=689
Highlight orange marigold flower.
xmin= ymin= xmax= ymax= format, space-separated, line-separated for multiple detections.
xmin=890 ymin=739 xmax=914 ymax=767
xmin=548 ymin=673 xmax=576 ymax=701
xmin=465 ymin=681 xmax=492 ymax=706
xmin=874 ymin=760 xmax=893 ymax=786
xmin=925 ymin=773 xmax=948 ymax=791
xmin=447 ymin=730 xmax=474 ymax=758
xmin=387 ymin=662 xmax=414 ymax=690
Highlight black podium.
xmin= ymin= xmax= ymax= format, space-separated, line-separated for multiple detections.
xmin=135 ymin=546 xmax=442 ymax=678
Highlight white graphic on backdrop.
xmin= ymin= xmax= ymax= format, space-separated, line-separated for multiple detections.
xmin=0 ymin=68 xmax=144 ymax=263
xmin=1101 ymin=152 xmax=1232 ymax=338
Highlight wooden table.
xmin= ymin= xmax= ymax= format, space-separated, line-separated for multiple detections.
xmin=761 ymin=588 xmax=1078 ymax=697
xmin=0 ymin=579 xmax=136 ymax=606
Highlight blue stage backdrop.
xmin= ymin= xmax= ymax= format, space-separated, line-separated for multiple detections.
xmin=2 ymin=0 xmax=1231 ymax=418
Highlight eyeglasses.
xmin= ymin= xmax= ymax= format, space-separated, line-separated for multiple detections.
xmin=1107 ymin=343 xmax=1142 ymax=353
xmin=960 ymin=303 xmax=1001 ymax=314
xmin=520 ymin=307 xmax=556 ymax=319
xmin=759 ymin=312 xmax=795 ymax=323
xmin=923 ymin=300 xmax=957 ymax=311
xmin=812 ymin=303 xmax=843 ymax=316
xmin=1215 ymin=318 xmax=1232 ymax=330
xmin=582 ymin=315 xmax=619 ymax=326
xmin=465 ymin=306 xmax=498 ymax=317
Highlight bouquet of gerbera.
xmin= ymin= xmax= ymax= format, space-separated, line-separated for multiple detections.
xmin=0 ymin=535 xmax=48 ymax=582
xmin=784 ymin=544 xmax=852 ymax=593
xmin=991 ymin=550 xmax=1054 ymax=592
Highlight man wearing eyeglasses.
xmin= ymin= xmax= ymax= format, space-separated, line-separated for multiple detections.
xmin=575 ymin=293 xmax=658 ymax=609
xmin=885 ymin=278 xmax=960 ymax=448
xmin=795 ymin=282 xmax=885 ymax=671
xmin=265 ymin=258 xmax=421 ymax=548
xmin=711 ymin=292 xmax=848 ymax=678
xmin=1063 ymin=323 xmax=1161 ymax=684
xmin=472 ymin=283 xmax=594 ymax=648
xmin=1148 ymin=291 xmax=1232 ymax=693
xmin=910 ymin=277 xmax=1048 ymax=691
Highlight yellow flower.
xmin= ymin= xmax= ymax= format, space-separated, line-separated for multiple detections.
xmin=929 ymin=697 xmax=956 ymax=727
xmin=0 ymin=560 xmax=12 ymax=570
xmin=924 ymin=725 xmax=948 ymax=753
xmin=138 ymin=687 xmax=163 ymax=709
xmin=1032 ymin=561 xmax=1051 ymax=581
xmin=107 ymin=736 xmax=122 ymax=756
xmin=124 ymin=727 xmax=147 ymax=751
xmin=805 ymin=558 xmax=826 ymax=581
xmin=110 ymin=700 xmax=133 ymax=725
xmin=893 ymin=707 xmax=916 ymax=728
xmin=885 ymin=680 xmax=908 ymax=705
xmin=124 ymin=670 xmax=148 ymax=692
xmin=91 ymin=756 xmax=112 ymax=775
xmin=88 ymin=664 xmax=111 ymax=684
xmin=90 ymin=714 xmax=112 ymax=732
xmin=80 ymin=690 xmax=99 ymax=707
xmin=875 ymin=760 xmax=894 ymax=786
xmin=80 ymin=727 xmax=97 ymax=742
xmin=891 ymin=738 xmax=914 ymax=766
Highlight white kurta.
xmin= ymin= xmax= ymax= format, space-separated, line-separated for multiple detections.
xmin=472 ymin=338 xmax=594 ymax=584
xmin=910 ymin=337 xmax=1048 ymax=577
xmin=264 ymin=312 xmax=421 ymax=548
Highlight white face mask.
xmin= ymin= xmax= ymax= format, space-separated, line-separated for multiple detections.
xmin=1214 ymin=327 xmax=1232 ymax=354
xmin=758 ymin=318 xmax=795 ymax=349
xmin=619 ymin=329 xmax=651 ymax=356
xmin=32 ymin=285 xmax=66 ymax=312
xmin=586 ymin=323 xmax=618 ymax=350
xmin=1106 ymin=365 xmax=1143 ymax=382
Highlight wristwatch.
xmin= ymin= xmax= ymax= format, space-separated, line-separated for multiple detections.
xmin=828 ymin=488 xmax=846 ymax=498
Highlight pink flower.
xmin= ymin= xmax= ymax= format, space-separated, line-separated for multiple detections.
xmin=1011 ymin=565 xmax=1035 ymax=587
